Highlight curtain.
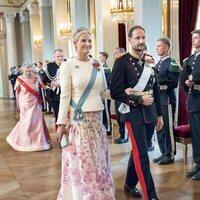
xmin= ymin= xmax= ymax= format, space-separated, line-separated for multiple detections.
xmin=118 ymin=23 xmax=126 ymax=50
xmin=178 ymin=0 xmax=199 ymax=125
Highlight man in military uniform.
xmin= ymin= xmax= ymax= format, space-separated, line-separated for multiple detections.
xmin=180 ymin=29 xmax=200 ymax=180
xmin=111 ymin=25 xmax=163 ymax=200
xmin=98 ymin=51 xmax=112 ymax=135
xmin=112 ymin=47 xmax=129 ymax=144
xmin=41 ymin=49 xmax=64 ymax=129
xmin=153 ymin=37 xmax=180 ymax=165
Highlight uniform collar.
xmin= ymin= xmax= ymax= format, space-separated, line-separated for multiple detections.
xmin=160 ymin=54 xmax=170 ymax=61
xmin=195 ymin=49 xmax=200 ymax=57
xmin=55 ymin=61 xmax=61 ymax=67
xmin=129 ymin=49 xmax=143 ymax=60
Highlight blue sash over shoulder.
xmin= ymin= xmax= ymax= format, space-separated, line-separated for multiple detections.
xmin=70 ymin=67 xmax=97 ymax=121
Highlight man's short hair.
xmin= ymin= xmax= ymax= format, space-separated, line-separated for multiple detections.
xmin=116 ymin=47 xmax=126 ymax=54
xmin=191 ymin=29 xmax=200 ymax=35
xmin=99 ymin=52 xmax=109 ymax=59
xmin=54 ymin=49 xmax=63 ymax=54
xmin=157 ymin=37 xmax=172 ymax=50
xmin=128 ymin=25 xmax=145 ymax=37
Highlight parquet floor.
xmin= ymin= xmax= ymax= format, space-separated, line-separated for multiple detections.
xmin=0 ymin=99 xmax=200 ymax=200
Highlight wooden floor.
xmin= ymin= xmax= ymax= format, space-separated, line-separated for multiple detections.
xmin=0 ymin=99 xmax=200 ymax=200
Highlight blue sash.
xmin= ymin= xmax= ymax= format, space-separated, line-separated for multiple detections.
xmin=70 ymin=67 xmax=97 ymax=121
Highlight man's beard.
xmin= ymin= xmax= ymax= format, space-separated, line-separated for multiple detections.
xmin=133 ymin=44 xmax=146 ymax=52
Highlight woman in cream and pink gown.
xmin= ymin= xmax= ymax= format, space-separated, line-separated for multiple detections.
xmin=56 ymin=28 xmax=115 ymax=200
xmin=6 ymin=63 xmax=51 ymax=151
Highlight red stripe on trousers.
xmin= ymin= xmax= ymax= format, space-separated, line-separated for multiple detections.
xmin=126 ymin=122 xmax=148 ymax=200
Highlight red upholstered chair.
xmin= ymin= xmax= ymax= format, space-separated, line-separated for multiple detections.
xmin=174 ymin=125 xmax=192 ymax=163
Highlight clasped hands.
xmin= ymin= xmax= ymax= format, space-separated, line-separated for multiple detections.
xmin=125 ymin=87 xmax=163 ymax=131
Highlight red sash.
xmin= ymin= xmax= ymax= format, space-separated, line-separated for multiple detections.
xmin=17 ymin=77 xmax=43 ymax=104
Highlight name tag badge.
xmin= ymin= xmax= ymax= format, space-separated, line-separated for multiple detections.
xmin=118 ymin=103 xmax=130 ymax=114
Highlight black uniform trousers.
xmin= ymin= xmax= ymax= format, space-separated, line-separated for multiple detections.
xmin=114 ymin=101 xmax=125 ymax=138
xmin=157 ymin=103 xmax=176 ymax=158
xmin=189 ymin=111 xmax=200 ymax=167
xmin=51 ymin=100 xmax=60 ymax=126
xmin=125 ymin=121 xmax=158 ymax=200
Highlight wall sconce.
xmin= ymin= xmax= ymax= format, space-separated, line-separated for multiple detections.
xmin=110 ymin=0 xmax=134 ymax=23
xmin=33 ymin=35 xmax=42 ymax=48
xmin=59 ymin=22 xmax=71 ymax=39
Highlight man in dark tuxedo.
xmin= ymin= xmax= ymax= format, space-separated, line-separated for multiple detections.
xmin=41 ymin=49 xmax=64 ymax=129
xmin=111 ymin=25 xmax=163 ymax=200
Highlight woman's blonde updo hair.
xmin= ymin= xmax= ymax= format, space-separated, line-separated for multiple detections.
xmin=72 ymin=27 xmax=92 ymax=43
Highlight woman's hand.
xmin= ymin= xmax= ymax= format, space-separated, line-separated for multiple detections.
xmin=57 ymin=124 xmax=69 ymax=143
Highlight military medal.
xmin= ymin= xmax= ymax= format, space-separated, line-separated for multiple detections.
xmin=189 ymin=74 xmax=193 ymax=82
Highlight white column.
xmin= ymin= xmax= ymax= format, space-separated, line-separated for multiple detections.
xmin=95 ymin=0 xmax=118 ymax=65
xmin=71 ymin=0 xmax=89 ymax=31
xmin=38 ymin=0 xmax=55 ymax=60
xmin=134 ymin=0 xmax=162 ymax=62
xmin=4 ymin=12 xmax=18 ymax=67
xmin=20 ymin=10 xmax=32 ymax=63
xmin=52 ymin=0 xmax=70 ymax=58
xmin=4 ymin=12 xmax=18 ymax=98
xmin=27 ymin=2 xmax=43 ymax=62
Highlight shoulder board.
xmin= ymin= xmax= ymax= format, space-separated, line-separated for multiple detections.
xmin=183 ymin=57 xmax=188 ymax=65
xmin=169 ymin=58 xmax=181 ymax=72
xmin=183 ymin=54 xmax=194 ymax=64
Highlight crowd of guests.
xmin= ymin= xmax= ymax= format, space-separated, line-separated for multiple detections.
xmin=6 ymin=25 xmax=200 ymax=200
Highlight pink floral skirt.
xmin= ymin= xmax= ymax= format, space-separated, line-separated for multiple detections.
xmin=57 ymin=111 xmax=115 ymax=200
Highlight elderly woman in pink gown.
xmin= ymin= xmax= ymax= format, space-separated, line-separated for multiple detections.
xmin=6 ymin=63 xmax=51 ymax=151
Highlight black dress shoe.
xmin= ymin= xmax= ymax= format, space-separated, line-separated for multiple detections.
xmin=158 ymin=157 xmax=174 ymax=165
xmin=186 ymin=167 xmax=200 ymax=177
xmin=124 ymin=184 xmax=142 ymax=198
xmin=115 ymin=137 xmax=128 ymax=144
xmin=192 ymin=170 xmax=200 ymax=180
xmin=152 ymin=155 xmax=164 ymax=163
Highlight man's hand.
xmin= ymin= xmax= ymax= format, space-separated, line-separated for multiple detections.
xmin=125 ymin=87 xmax=134 ymax=95
xmin=185 ymin=79 xmax=194 ymax=87
xmin=142 ymin=95 xmax=154 ymax=106
xmin=51 ymin=80 xmax=60 ymax=88
xmin=156 ymin=116 xmax=163 ymax=131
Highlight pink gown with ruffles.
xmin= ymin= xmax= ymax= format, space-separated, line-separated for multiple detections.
xmin=6 ymin=76 xmax=51 ymax=151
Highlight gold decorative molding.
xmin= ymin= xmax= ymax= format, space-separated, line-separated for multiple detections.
xmin=58 ymin=0 xmax=71 ymax=39
xmin=162 ymin=0 xmax=170 ymax=37
xmin=0 ymin=0 xmax=27 ymax=8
